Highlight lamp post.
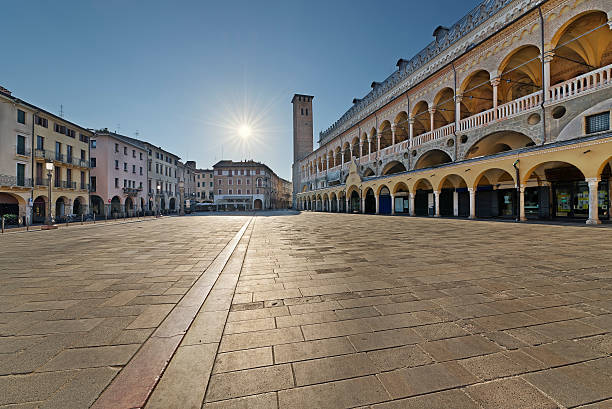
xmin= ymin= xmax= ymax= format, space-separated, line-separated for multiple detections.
xmin=156 ymin=184 xmax=161 ymax=217
xmin=45 ymin=161 xmax=53 ymax=226
xmin=178 ymin=180 xmax=185 ymax=216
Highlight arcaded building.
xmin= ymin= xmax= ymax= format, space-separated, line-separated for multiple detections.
xmin=295 ymin=0 xmax=612 ymax=224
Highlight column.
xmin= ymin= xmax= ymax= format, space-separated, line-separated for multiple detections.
xmin=429 ymin=108 xmax=436 ymax=132
xmin=376 ymin=132 xmax=381 ymax=153
xmin=368 ymin=138 xmax=372 ymax=156
xmin=542 ymin=51 xmax=554 ymax=102
xmin=341 ymin=152 xmax=345 ymax=168
xmin=349 ymin=144 xmax=354 ymax=161
xmin=434 ymin=190 xmax=440 ymax=217
xmin=586 ymin=178 xmax=601 ymax=225
xmin=409 ymin=117 xmax=415 ymax=148
xmin=361 ymin=195 xmax=365 ymax=214
xmin=375 ymin=194 xmax=379 ymax=214
xmin=453 ymin=191 xmax=459 ymax=217
xmin=491 ymin=77 xmax=500 ymax=119
xmin=468 ymin=188 xmax=476 ymax=219
xmin=519 ymin=185 xmax=526 ymax=221
xmin=346 ymin=198 xmax=350 ymax=213
xmin=359 ymin=142 xmax=363 ymax=159
xmin=455 ymin=95 xmax=462 ymax=131
xmin=326 ymin=156 xmax=329 ymax=173
xmin=328 ymin=198 xmax=331 ymax=212
xmin=391 ymin=194 xmax=395 ymax=215
xmin=409 ymin=193 xmax=415 ymax=216
xmin=337 ymin=197 xmax=340 ymax=213
xmin=391 ymin=124 xmax=396 ymax=146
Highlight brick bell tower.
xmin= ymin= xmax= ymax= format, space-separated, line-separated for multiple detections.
xmin=291 ymin=94 xmax=314 ymax=208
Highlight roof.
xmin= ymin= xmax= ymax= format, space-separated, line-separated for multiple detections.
xmin=93 ymin=130 xmax=148 ymax=151
xmin=0 ymin=89 xmax=92 ymax=133
xmin=291 ymin=94 xmax=314 ymax=103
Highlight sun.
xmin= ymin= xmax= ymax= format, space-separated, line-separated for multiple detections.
xmin=238 ymin=124 xmax=252 ymax=139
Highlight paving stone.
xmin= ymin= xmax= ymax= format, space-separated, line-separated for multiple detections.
xmin=420 ymin=334 xmax=502 ymax=361
xmin=38 ymin=367 xmax=119 ymax=409
xmin=219 ymin=327 xmax=304 ymax=352
xmin=0 ymin=371 xmax=75 ymax=405
xmin=205 ymin=364 xmax=294 ymax=402
xmin=202 ymin=392 xmax=278 ymax=409
xmin=292 ymin=352 xmax=378 ymax=386
xmin=371 ymin=389 xmax=479 ymax=409
xmin=273 ymin=337 xmax=355 ymax=363
xmin=301 ymin=318 xmax=372 ymax=340
xmin=465 ymin=377 xmax=559 ymax=409
xmin=213 ymin=347 xmax=273 ymax=373
xmin=277 ymin=375 xmax=390 ymax=409
xmin=348 ymin=328 xmax=422 ymax=352
xmin=39 ymin=344 xmax=140 ymax=371
xmin=224 ymin=317 xmax=276 ymax=334
xmin=367 ymin=344 xmax=433 ymax=371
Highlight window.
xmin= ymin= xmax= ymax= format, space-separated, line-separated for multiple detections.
xmin=66 ymin=145 xmax=73 ymax=162
xmin=586 ymin=112 xmax=610 ymax=134
xmin=124 ymin=146 xmax=127 ymax=155
xmin=139 ymin=152 xmax=143 ymax=160
xmin=79 ymin=133 xmax=88 ymax=143
xmin=66 ymin=128 xmax=75 ymax=138
xmin=238 ymin=189 xmax=241 ymax=195
xmin=140 ymin=166 xmax=143 ymax=175
xmin=54 ymin=123 xmax=66 ymax=134
xmin=17 ymin=109 xmax=25 ymax=124
xmin=54 ymin=166 xmax=61 ymax=187
xmin=115 ymin=160 xmax=119 ymax=169
xmin=209 ymin=182 xmax=213 ymax=187
xmin=306 ymin=108 xmax=309 ymax=115
xmin=301 ymin=108 xmax=304 ymax=115
xmin=229 ymin=189 xmax=233 ymax=195
xmin=256 ymin=189 xmax=260 ymax=194
xmin=156 ymin=163 xmax=159 ymax=173
xmin=37 ymin=135 xmax=44 ymax=150
xmin=197 ymin=182 xmax=200 ymax=187
xmin=35 ymin=115 xmax=48 ymax=127
xmin=115 ymin=143 xmax=119 ymax=152
xmin=132 ymin=165 xmax=136 ymax=173
xmin=81 ymin=149 xmax=86 ymax=160
xmin=256 ymin=169 xmax=260 ymax=174
xmin=16 ymin=163 xmax=25 ymax=186
xmin=246 ymin=179 xmax=250 ymax=185
xmin=247 ymin=190 xmax=250 ymax=194
xmin=123 ymin=179 xmax=127 ymax=188
xmin=91 ymin=140 xmax=96 ymax=148
xmin=91 ymin=176 xmax=97 ymax=192
xmin=246 ymin=170 xmax=250 ymax=176
xmin=218 ymin=189 xmax=222 ymax=195
xmin=80 ymin=171 xmax=85 ymax=188
xmin=156 ymin=152 xmax=159 ymax=159
xmin=66 ymin=169 xmax=72 ymax=183
xmin=209 ymin=173 xmax=213 ymax=178
xmin=217 ymin=170 xmax=222 ymax=175
xmin=55 ymin=142 xmax=62 ymax=160
xmin=228 ymin=179 xmax=232 ymax=185
xmin=237 ymin=179 xmax=241 ymax=185
xmin=16 ymin=135 xmax=26 ymax=155
xmin=132 ymin=149 xmax=136 ymax=158
xmin=91 ymin=158 xmax=96 ymax=167
xmin=124 ymin=162 xmax=128 ymax=171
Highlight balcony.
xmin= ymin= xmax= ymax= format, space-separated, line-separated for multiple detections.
xmin=123 ymin=187 xmax=142 ymax=196
xmin=61 ymin=181 xmax=77 ymax=189
xmin=36 ymin=178 xmax=49 ymax=187
xmin=0 ymin=174 xmax=32 ymax=188
xmin=80 ymin=183 xmax=89 ymax=191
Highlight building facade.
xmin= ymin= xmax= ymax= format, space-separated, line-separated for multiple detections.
xmin=195 ymin=168 xmax=214 ymax=202
xmin=0 ymin=87 xmax=91 ymax=224
xmin=295 ymin=0 xmax=612 ymax=224
xmin=89 ymin=131 xmax=148 ymax=217
xmin=177 ymin=160 xmax=197 ymax=209
xmin=213 ymin=160 xmax=291 ymax=210
xmin=144 ymin=143 xmax=180 ymax=214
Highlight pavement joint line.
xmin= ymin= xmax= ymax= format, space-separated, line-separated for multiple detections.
xmin=90 ymin=217 xmax=253 ymax=409
xmin=198 ymin=217 xmax=257 ymax=405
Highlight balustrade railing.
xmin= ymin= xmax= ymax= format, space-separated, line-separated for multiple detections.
xmin=497 ymin=91 xmax=541 ymax=119
xmin=0 ymin=174 xmax=32 ymax=187
xmin=549 ymin=63 xmax=611 ymax=102
xmin=459 ymin=108 xmax=495 ymax=132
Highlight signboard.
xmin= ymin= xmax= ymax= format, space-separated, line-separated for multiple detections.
xmin=108 ymin=199 xmax=111 ymax=203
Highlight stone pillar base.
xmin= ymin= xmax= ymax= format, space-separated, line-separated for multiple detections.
xmin=586 ymin=218 xmax=601 ymax=225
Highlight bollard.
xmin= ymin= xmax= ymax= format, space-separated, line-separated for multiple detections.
xmin=93 ymin=213 xmax=96 ymax=224
xmin=1 ymin=217 xmax=4 ymax=233
xmin=26 ymin=218 xmax=29 ymax=231
xmin=81 ymin=214 xmax=84 ymax=225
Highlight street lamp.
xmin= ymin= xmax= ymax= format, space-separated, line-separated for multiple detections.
xmin=45 ymin=161 xmax=54 ymax=226
xmin=156 ymin=184 xmax=161 ymax=217
xmin=178 ymin=180 xmax=185 ymax=216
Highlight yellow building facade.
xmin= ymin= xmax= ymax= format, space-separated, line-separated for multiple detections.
xmin=294 ymin=0 xmax=612 ymax=224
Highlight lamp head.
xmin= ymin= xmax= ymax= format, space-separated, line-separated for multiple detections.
xmin=45 ymin=162 xmax=54 ymax=171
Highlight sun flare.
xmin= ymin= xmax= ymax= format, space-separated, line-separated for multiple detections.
xmin=238 ymin=124 xmax=252 ymax=139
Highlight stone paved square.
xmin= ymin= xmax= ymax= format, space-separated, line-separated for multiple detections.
xmin=1 ymin=213 xmax=612 ymax=408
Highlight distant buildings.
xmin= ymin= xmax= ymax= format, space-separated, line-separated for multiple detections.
xmin=0 ymin=86 xmax=291 ymax=223
xmin=212 ymin=160 xmax=291 ymax=210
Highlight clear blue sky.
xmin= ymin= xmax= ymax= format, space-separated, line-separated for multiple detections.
xmin=1 ymin=0 xmax=479 ymax=180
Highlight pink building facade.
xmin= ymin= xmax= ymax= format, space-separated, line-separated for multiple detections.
xmin=89 ymin=131 xmax=148 ymax=216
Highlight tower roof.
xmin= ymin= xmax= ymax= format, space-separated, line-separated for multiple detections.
xmin=291 ymin=94 xmax=314 ymax=103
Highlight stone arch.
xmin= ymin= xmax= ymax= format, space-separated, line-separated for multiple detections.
xmin=110 ymin=195 xmax=122 ymax=215
xmin=498 ymin=44 xmax=542 ymax=104
xmin=438 ymin=174 xmax=469 ymax=217
xmin=377 ymin=184 xmax=392 ymax=214
xmin=414 ymin=149 xmax=452 ymax=170
xmin=474 ymin=167 xmax=517 ymax=218
xmin=363 ymin=167 xmax=375 ymax=177
xmin=465 ymin=130 xmax=536 ymax=159
xmin=378 ymin=120 xmax=393 ymax=150
xmin=411 ymin=178 xmax=434 ymax=216
xmin=460 ymin=70 xmax=493 ymax=117
xmin=124 ymin=197 xmax=134 ymax=212
xmin=364 ymin=187 xmax=376 ymax=214
xmin=394 ymin=111 xmax=409 ymax=144
xmin=433 ymin=87 xmax=455 ymax=128
xmin=330 ymin=192 xmax=338 ymax=212
xmin=382 ymin=160 xmax=407 ymax=176
xmin=350 ymin=136 xmax=360 ymax=159
xmin=342 ymin=142 xmax=351 ymax=164
xmin=521 ymin=160 xmax=588 ymax=186
xmin=254 ymin=198 xmax=263 ymax=210
xmin=91 ymin=195 xmax=104 ymax=215
xmin=73 ymin=195 xmax=87 ymax=215
xmin=474 ymin=168 xmax=516 ymax=189
xmin=438 ymin=174 xmax=468 ymax=191
xmin=412 ymin=101 xmax=430 ymax=136
xmin=55 ymin=196 xmax=69 ymax=218
xmin=368 ymin=127 xmax=378 ymax=154
xmin=32 ymin=195 xmax=47 ymax=222
xmin=393 ymin=181 xmax=410 ymax=194
xmin=0 ymin=192 xmax=25 ymax=220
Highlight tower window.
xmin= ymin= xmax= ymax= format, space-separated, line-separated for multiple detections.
xmin=306 ymin=109 xmax=309 ymax=116
xmin=301 ymin=108 xmax=304 ymax=115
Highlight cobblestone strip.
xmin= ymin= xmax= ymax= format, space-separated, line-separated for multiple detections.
xmin=90 ymin=218 xmax=253 ymax=409
xmin=143 ymin=218 xmax=255 ymax=409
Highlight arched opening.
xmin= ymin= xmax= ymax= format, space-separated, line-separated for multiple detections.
xmin=475 ymin=168 xmax=516 ymax=218
xmin=330 ymin=193 xmax=338 ymax=212
xmin=338 ymin=191 xmax=346 ymax=213
xmin=550 ymin=11 xmax=612 ymax=86
xmin=33 ymin=196 xmax=46 ymax=223
xmin=461 ymin=70 xmax=493 ymax=118
xmin=412 ymin=101 xmax=430 ymax=136
xmin=254 ymin=198 xmax=263 ymax=210
xmin=0 ymin=193 xmax=21 ymax=222
xmin=414 ymin=149 xmax=452 ymax=170
xmin=413 ymin=179 xmax=434 ymax=216
xmin=351 ymin=137 xmax=360 ymax=160
xmin=111 ymin=196 xmax=122 ymax=216
xmin=125 ymin=197 xmax=134 ymax=215
xmin=439 ymin=174 xmax=469 ymax=217
xmin=382 ymin=161 xmax=406 ymax=176
xmin=393 ymin=182 xmax=410 ymax=214
xmin=378 ymin=186 xmax=392 ymax=214
xmin=368 ymin=128 xmax=378 ymax=155
xmin=394 ymin=112 xmax=409 ymax=144
xmin=466 ymin=131 xmax=535 ymax=159
xmin=349 ymin=189 xmax=360 ymax=213
xmin=498 ymin=45 xmax=542 ymax=104
xmin=140 ymin=198 xmax=145 ymax=212
xmin=169 ymin=197 xmax=176 ymax=212
xmin=360 ymin=134 xmax=368 ymax=157
xmin=523 ymin=161 xmax=607 ymax=221
xmin=91 ymin=195 xmax=104 ymax=216
xmin=343 ymin=143 xmax=351 ymax=164
xmin=364 ymin=188 xmax=376 ymax=214
xmin=433 ymin=87 xmax=456 ymax=129
xmin=55 ymin=197 xmax=67 ymax=219
xmin=363 ymin=168 xmax=375 ymax=177
xmin=379 ymin=121 xmax=392 ymax=150
xmin=73 ymin=197 xmax=83 ymax=215
xmin=322 ymin=194 xmax=329 ymax=211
